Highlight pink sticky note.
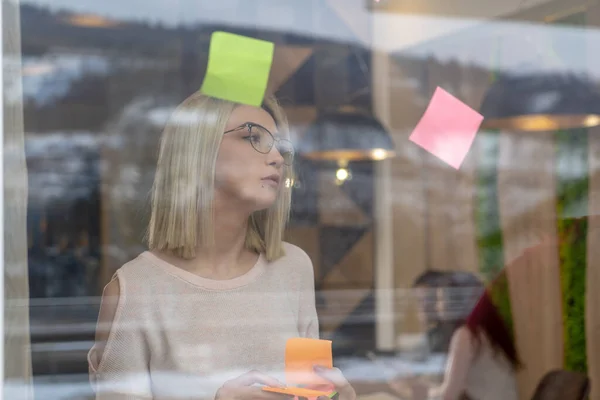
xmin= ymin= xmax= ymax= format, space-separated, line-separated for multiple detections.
xmin=409 ymin=87 xmax=483 ymax=169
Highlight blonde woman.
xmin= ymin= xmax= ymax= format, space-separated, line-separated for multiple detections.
xmin=88 ymin=92 xmax=357 ymax=400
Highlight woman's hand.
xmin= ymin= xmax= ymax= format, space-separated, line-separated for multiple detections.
xmin=409 ymin=380 xmax=429 ymax=400
xmin=313 ymin=366 xmax=356 ymax=400
xmin=388 ymin=375 xmax=413 ymax=399
xmin=215 ymin=370 xmax=290 ymax=400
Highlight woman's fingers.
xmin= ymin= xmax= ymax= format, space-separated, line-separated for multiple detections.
xmin=313 ymin=366 xmax=355 ymax=399
xmin=410 ymin=380 xmax=429 ymax=400
xmin=388 ymin=378 xmax=412 ymax=398
xmin=313 ymin=366 xmax=348 ymax=388
xmin=227 ymin=370 xmax=285 ymax=388
xmin=249 ymin=387 xmax=293 ymax=400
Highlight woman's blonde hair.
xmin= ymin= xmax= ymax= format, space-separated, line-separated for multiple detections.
xmin=146 ymin=92 xmax=292 ymax=262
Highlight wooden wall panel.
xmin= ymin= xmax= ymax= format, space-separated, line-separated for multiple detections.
xmin=497 ymin=133 xmax=559 ymax=260
xmin=285 ymin=226 xmax=321 ymax=279
xmin=387 ymin=57 xmax=428 ymax=335
xmin=318 ymin=173 xmax=370 ymax=227
xmin=423 ymin=157 xmax=453 ymax=270
xmin=586 ymin=125 xmax=600 ymax=400
xmin=284 ymin=106 xmax=318 ymax=140
xmin=372 ymin=50 xmax=397 ymax=349
xmin=504 ymin=238 xmax=564 ymax=400
xmin=449 ymin=64 xmax=491 ymax=277
xmin=267 ymin=47 xmax=314 ymax=95
xmin=585 ymin=5 xmax=600 ymax=399
xmin=422 ymin=60 xmax=481 ymax=275
xmin=448 ymin=153 xmax=479 ymax=274
xmin=337 ymin=231 xmax=374 ymax=287
xmin=423 ymin=62 xmax=463 ymax=272
xmin=382 ymin=56 xmax=487 ymax=336
xmin=497 ymin=132 xmax=563 ymax=400
xmin=3 ymin=1 xmax=33 ymax=397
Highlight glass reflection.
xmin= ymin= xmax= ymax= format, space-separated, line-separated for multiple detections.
xmin=4 ymin=0 xmax=598 ymax=399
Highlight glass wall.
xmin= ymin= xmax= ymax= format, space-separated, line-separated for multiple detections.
xmin=2 ymin=0 xmax=598 ymax=399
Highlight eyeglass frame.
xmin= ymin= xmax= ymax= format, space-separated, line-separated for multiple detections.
xmin=223 ymin=122 xmax=295 ymax=165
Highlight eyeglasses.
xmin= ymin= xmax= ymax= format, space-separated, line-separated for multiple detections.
xmin=224 ymin=122 xmax=294 ymax=166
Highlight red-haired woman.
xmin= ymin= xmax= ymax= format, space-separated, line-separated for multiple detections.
xmin=391 ymin=287 xmax=521 ymax=400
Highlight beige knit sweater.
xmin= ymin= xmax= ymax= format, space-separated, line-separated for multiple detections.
xmin=88 ymin=243 xmax=319 ymax=400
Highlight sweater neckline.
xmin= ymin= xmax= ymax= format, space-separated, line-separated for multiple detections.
xmin=141 ymin=251 xmax=266 ymax=290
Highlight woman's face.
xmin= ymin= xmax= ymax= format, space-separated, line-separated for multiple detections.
xmin=214 ymin=105 xmax=285 ymax=212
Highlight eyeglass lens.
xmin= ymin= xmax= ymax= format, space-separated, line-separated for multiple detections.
xmin=249 ymin=124 xmax=294 ymax=165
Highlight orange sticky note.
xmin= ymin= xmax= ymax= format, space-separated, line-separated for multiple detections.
xmin=262 ymin=386 xmax=332 ymax=398
xmin=409 ymin=87 xmax=483 ymax=169
xmin=285 ymin=338 xmax=333 ymax=386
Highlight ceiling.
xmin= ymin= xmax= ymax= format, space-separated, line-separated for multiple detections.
xmin=21 ymin=0 xmax=598 ymax=54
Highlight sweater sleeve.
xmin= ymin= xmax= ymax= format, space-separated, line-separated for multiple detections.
xmin=88 ymin=271 xmax=153 ymax=400
xmin=296 ymin=248 xmax=319 ymax=339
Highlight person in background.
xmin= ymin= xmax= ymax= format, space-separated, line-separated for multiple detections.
xmin=411 ymin=270 xmax=484 ymax=354
xmin=88 ymin=92 xmax=356 ymax=400
xmin=390 ymin=273 xmax=521 ymax=400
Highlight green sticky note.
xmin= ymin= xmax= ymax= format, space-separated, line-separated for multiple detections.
xmin=200 ymin=31 xmax=275 ymax=107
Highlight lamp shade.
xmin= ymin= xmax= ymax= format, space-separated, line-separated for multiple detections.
xmin=480 ymin=73 xmax=600 ymax=132
xmin=298 ymin=106 xmax=395 ymax=161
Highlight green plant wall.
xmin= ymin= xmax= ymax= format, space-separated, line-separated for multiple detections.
xmin=557 ymin=216 xmax=588 ymax=372
xmin=555 ymin=128 xmax=589 ymax=373
xmin=475 ymin=130 xmax=504 ymax=281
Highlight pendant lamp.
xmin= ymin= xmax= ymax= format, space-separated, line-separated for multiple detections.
xmin=480 ymin=73 xmax=600 ymax=132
